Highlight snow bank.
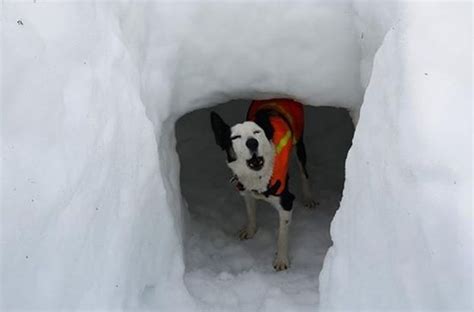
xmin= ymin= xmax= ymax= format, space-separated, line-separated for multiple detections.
xmin=320 ymin=1 xmax=473 ymax=310
xmin=2 ymin=2 xmax=191 ymax=310
xmin=2 ymin=0 xmax=472 ymax=310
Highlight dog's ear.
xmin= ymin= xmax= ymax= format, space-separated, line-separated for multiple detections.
xmin=254 ymin=111 xmax=274 ymax=141
xmin=210 ymin=111 xmax=231 ymax=150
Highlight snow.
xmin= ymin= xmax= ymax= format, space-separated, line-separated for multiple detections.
xmin=1 ymin=0 xmax=472 ymax=311
xmin=2 ymin=2 xmax=192 ymax=310
xmin=320 ymin=1 xmax=473 ymax=310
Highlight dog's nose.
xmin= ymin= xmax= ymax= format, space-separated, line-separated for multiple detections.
xmin=246 ymin=138 xmax=259 ymax=151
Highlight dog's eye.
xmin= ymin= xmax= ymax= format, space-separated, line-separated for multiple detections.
xmin=253 ymin=130 xmax=261 ymax=134
xmin=230 ymin=135 xmax=241 ymax=140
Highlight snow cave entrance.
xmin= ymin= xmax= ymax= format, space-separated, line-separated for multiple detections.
xmin=175 ymin=99 xmax=354 ymax=307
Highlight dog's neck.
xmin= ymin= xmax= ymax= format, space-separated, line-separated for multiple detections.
xmin=227 ymin=145 xmax=275 ymax=193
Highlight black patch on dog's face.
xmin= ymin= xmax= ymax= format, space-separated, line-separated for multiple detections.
xmin=224 ymin=147 xmax=237 ymax=163
xmin=253 ymin=110 xmax=274 ymax=141
xmin=210 ymin=112 xmax=236 ymax=162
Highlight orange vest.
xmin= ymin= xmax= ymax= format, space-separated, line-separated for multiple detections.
xmin=247 ymin=99 xmax=304 ymax=195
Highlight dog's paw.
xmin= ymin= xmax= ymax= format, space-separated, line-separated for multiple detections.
xmin=238 ymin=227 xmax=256 ymax=240
xmin=303 ymin=199 xmax=317 ymax=209
xmin=273 ymin=256 xmax=289 ymax=271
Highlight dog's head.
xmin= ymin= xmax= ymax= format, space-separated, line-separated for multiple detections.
xmin=210 ymin=112 xmax=274 ymax=175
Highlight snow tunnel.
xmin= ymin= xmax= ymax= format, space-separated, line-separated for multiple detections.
xmin=3 ymin=1 xmax=471 ymax=311
xmin=48 ymin=1 xmax=384 ymax=309
xmin=145 ymin=2 xmax=372 ymax=308
xmin=175 ymin=100 xmax=354 ymax=307
xmin=142 ymin=2 xmax=369 ymax=308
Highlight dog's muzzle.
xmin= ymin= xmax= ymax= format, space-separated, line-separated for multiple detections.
xmin=247 ymin=154 xmax=264 ymax=171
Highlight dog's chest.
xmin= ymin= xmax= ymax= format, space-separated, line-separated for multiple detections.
xmin=238 ymin=171 xmax=271 ymax=193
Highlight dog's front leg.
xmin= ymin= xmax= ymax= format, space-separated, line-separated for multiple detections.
xmin=239 ymin=192 xmax=257 ymax=240
xmin=273 ymin=206 xmax=292 ymax=271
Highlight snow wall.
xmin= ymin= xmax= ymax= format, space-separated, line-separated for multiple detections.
xmin=1 ymin=0 xmax=472 ymax=311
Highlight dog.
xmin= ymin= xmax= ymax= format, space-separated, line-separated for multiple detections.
xmin=210 ymin=98 xmax=315 ymax=271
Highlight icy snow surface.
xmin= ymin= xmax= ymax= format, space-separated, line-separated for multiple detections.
xmin=176 ymin=100 xmax=353 ymax=310
xmin=2 ymin=0 xmax=472 ymax=311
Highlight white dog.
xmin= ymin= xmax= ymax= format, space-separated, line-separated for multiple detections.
xmin=210 ymin=99 xmax=315 ymax=271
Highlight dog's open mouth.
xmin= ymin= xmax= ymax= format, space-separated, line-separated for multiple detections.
xmin=247 ymin=155 xmax=264 ymax=171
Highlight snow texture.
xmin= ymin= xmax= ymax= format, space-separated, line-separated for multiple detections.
xmin=1 ymin=0 xmax=472 ymax=311
xmin=320 ymin=1 xmax=473 ymax=310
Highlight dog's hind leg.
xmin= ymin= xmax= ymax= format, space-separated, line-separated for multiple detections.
xmin=296 ymin=139 xmax=316 ymax=209
xmin=239 ymin=192 xmax=257 ymax=240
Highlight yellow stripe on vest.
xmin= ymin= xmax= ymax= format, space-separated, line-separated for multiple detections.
xmin=276 ymin=130 xmax=292 ymax=154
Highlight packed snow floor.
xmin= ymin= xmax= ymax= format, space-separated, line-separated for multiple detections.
xmin=176 ymin=100 xmax=353 ymax=311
